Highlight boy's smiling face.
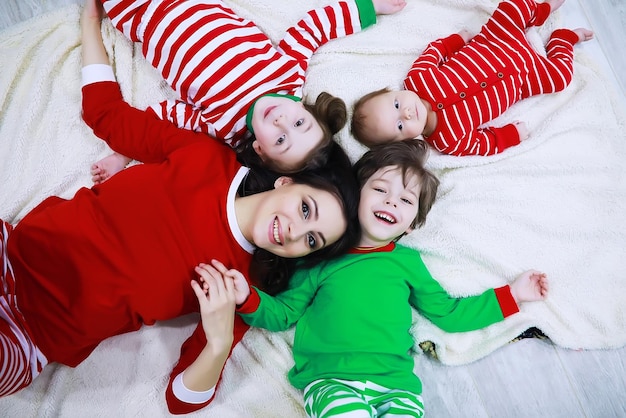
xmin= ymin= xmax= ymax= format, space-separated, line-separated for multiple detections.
xmin=357 ymin=165 xmax=421 ymax=247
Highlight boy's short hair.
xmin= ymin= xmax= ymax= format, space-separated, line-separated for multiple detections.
xmin=354 ymin=138 xmax=439 ymax=229
xmin=351 ymin=87 xmax=392 ymax=148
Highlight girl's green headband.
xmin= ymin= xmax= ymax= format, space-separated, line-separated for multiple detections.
xmin=246 ymin=93 xmax=302 ymax=134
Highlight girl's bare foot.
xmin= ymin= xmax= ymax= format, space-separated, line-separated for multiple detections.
xmin=547 ymin=0 xmax=565 ymax=13
xmin=91 ymin=153 xmax=132 ymax=184
xmin=573 ymin=28 xmax=594 ymax=43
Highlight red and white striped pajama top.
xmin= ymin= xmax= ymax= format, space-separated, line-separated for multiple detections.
xmin=102 ymin=0 xmax=375 ymax=145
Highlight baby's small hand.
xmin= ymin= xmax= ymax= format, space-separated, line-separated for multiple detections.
xmin=513 ymin=121 xmax=529 ymax=141
xmin=458 ymin=29 xmax=473 ymax=43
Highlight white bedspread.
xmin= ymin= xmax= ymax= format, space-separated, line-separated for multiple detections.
xmin=1 ymin=0 xmax=625 ymax=416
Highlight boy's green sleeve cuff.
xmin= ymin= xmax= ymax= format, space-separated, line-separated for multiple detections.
xmin=354 ymin=0 xmax=377 ymax=29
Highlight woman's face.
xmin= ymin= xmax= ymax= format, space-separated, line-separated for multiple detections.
xmin=250 ymin=95 xmax=324 ymax=172
xmin=250 ymin=179 xmax=347 ymax=258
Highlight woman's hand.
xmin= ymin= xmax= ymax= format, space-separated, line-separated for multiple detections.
xmin=191 ymin=264 xmax=237 ymax=352
xmin=81 ymin=0 xmax=110 ymax=66
xmin=182 ymin=266 xmax=238 ymax=394
xmin=82 ymin=0 xmax=105 ymax=22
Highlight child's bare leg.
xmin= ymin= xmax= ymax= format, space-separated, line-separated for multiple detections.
xmin=91 ymin=153 xmax=132 ymax=184
xmin=572 ymin=28 xmax=594 ymax=43
xmin=546 ymin=0 xmax=565 ymax=13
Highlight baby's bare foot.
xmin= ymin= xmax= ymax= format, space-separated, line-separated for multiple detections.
xmin=547 ymin=0 xmax=565 ymax=13
xmin=573 ymin=28 xmax=594 ymax=43
xmin=513 ymin=121 xmax=529 ymax=141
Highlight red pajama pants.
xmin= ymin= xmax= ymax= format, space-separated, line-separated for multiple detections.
xmin=0 ymin=220 xmax=47 ymax=397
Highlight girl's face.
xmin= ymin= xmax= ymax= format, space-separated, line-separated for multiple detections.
xmin=358 ymin=166 xmax=420 ymax=247
xmin=250 ymin=96 xmax=324 ymax=172
xmin=250 ymin=178 xmax=347 ymax=258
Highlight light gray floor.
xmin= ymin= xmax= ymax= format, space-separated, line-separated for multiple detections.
xmin=423 ymin=3 xmax=626 ymax=410
xmin=1 ymin=1 xmax=625 ymax=417
xmin=0 ymin=0 xmax=79 ymax=30
xmin=577 ymin=0 xmax=626 ymax=96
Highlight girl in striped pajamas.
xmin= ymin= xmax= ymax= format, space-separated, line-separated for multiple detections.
xmin=351 ymin=0 xmax=593 ymax=156
xmin=91 ymin=0 xmax=407 ymax=183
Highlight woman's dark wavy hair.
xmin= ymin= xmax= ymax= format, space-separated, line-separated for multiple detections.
xmin=238 ymin=140 xmax=360 ymax=294
xmin=235 ymin=92 xmax=348 ymax=174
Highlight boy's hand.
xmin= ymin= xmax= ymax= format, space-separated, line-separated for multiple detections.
xmin=204 ymin=259 xmax=251 ymax=306
xmin=373 ymin=0 xmax=407 ymax=15
xmin=510 ymin=270 xmax=549 ymax=304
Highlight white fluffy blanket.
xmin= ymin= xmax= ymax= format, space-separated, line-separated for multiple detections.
xmin=1 ymin=0 xmax=625 ymax=416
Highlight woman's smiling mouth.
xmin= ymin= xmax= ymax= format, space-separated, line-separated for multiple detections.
xmin=272 ymin=217 xmax=283 ymax=245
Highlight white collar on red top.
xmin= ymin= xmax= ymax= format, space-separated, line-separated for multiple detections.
xmin=227 ymin=166 xmax=255 ymax=254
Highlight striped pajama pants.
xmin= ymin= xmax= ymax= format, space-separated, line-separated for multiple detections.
xmin=303 ymin=378 xmax=425 ymax=418
xmin=0 ymin=220 xmax=47 ymax=397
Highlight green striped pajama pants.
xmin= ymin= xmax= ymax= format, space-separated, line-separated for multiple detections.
xmin=303 ymin=378 xmax=424 ymax=417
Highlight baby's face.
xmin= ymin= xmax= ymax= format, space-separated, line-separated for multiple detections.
xmin=360 ymin=90 xmax=427 ymax=144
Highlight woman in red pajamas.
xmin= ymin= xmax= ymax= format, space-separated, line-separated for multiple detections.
xmin=0 ymin=2 xmax=360 ymax=413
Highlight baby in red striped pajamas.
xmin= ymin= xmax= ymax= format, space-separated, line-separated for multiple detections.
xmin=91 ymin=0 xmax=406 ymax=183
xmin=351 ymin=0 xmax=593 ymax=156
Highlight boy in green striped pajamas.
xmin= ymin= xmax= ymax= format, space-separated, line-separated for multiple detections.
xmin=199 ymin=139 xmax=549 ymax=417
